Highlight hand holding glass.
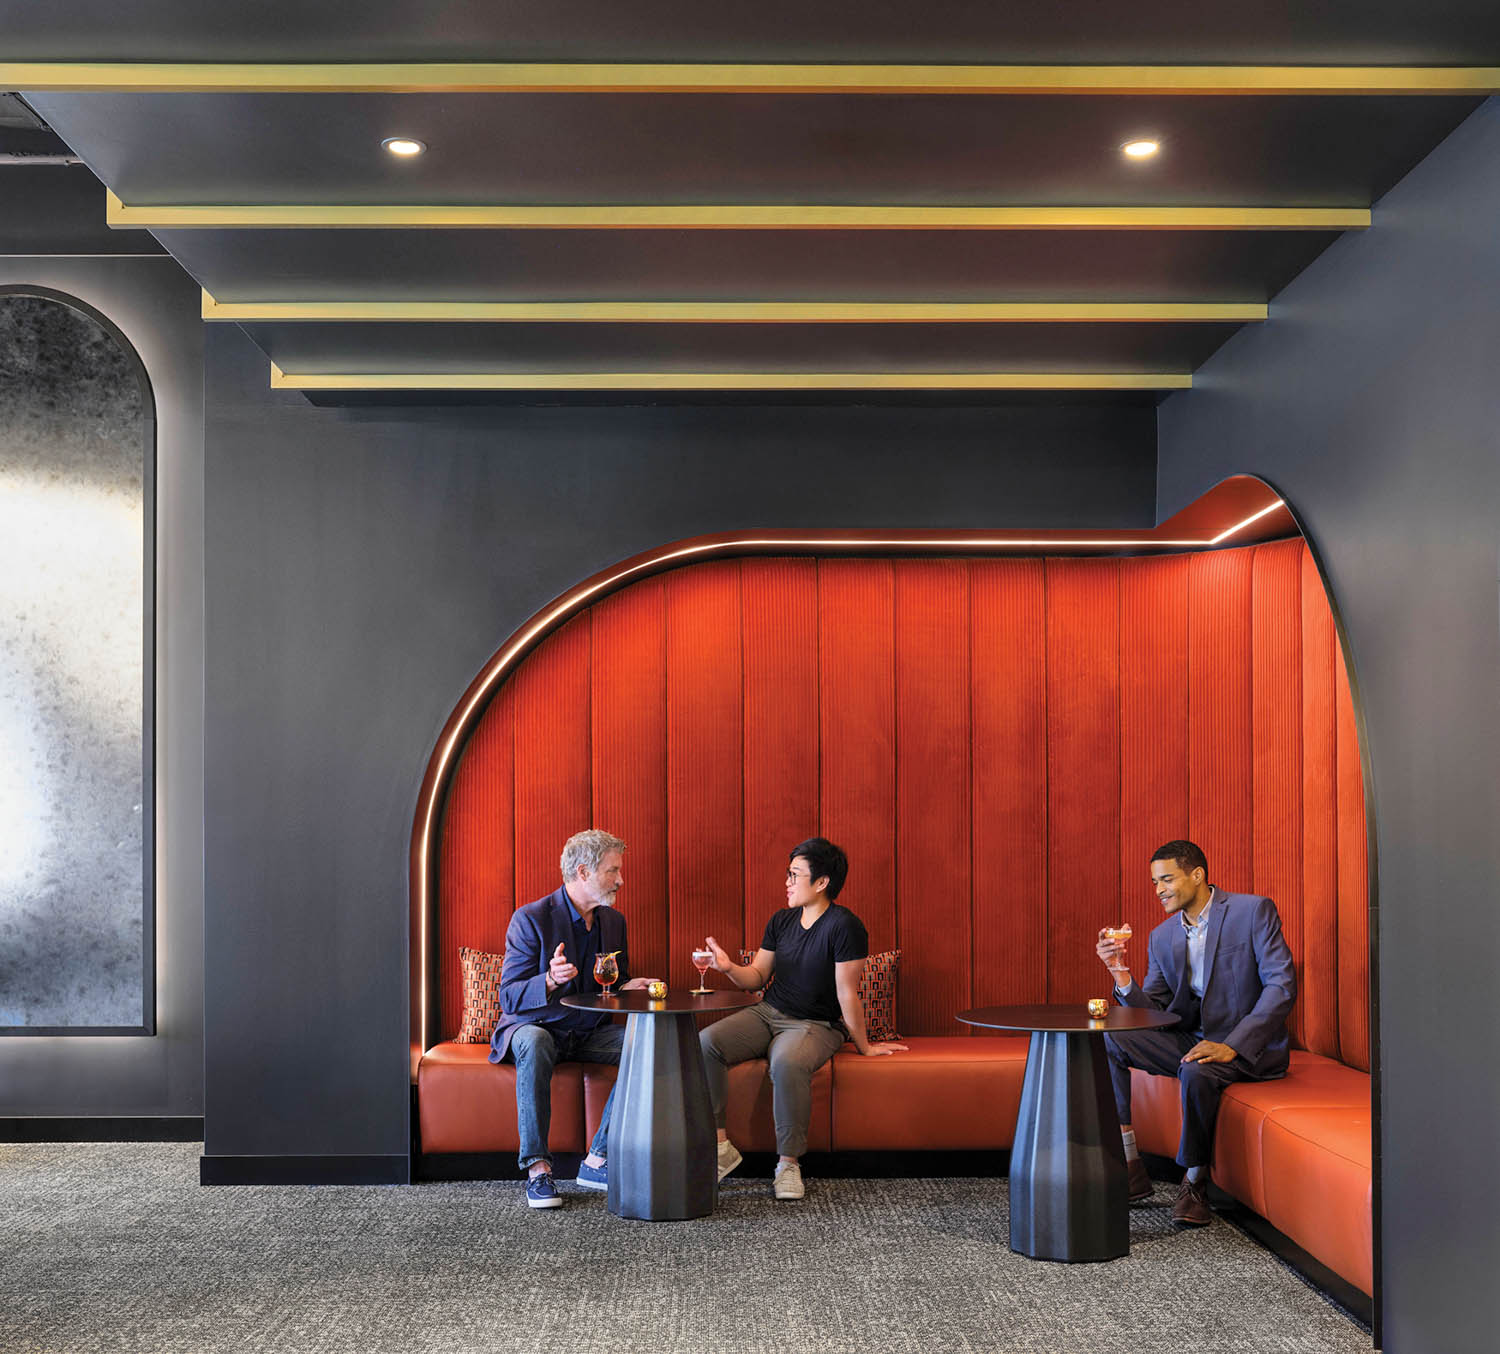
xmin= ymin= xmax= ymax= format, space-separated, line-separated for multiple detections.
xmin=594 ymin=952 xmax=619 ymax=998
xmin=691 ymin=947 xmax=715 ymax=994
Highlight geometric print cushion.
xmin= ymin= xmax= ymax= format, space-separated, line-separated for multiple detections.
xmin=857 ymin=949 xmax=901 ymax=1042
xmin=456 ymin=945 xmax=506 ymax=1043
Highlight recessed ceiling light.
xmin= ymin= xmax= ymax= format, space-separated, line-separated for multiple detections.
xmin=1121 ymin=138 xmax=1161 ymax=160
xmin=382 ymin=137 xmax=426 ymax=157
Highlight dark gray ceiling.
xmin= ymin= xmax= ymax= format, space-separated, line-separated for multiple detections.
xmin=4 ymin=3 xmax=1500 ymax=63
xmin=8 ymin=3 xmax=1497 ymax=401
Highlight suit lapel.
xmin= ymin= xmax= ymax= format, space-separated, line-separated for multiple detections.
xmin=1201 ymin=890 xmax=1227 ymax=992
xmin=1167 ymin=920 xmax=1189 ymax=1009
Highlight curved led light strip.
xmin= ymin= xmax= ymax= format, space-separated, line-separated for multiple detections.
xmin=408 ymin=503 xmax=1284 ymax=1060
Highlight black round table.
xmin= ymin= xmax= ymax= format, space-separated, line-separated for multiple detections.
xmin=956 ymin=1002 xmax=1180 ymax=1262
xmin=562 ymin=988 xmax=761 ymax=1221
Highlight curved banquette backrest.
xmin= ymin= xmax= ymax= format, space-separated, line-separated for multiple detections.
xmin=435 ymin=538 xmax=1368 ymax=1067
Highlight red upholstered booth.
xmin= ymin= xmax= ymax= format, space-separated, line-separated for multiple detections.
xmin=415 ymin=535 xmax=1373 ymax=1296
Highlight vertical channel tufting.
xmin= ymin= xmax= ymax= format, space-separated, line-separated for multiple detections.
xmin=894 ymin=560 xmax=972 ymax=1036
xmin=591 ymin=579 xmax=669 ymax=987
xmin=1251 ymin=540 xmax=1307 ymax=1047
xmin=1119 ymin=555 xmax=1191 ymax=948
xmin=818 ymin=560 xmax=897 ymax=954
xmin=1335 ymin=642 xmax=1370 ymax=1071
xmin=1300 ymin=548 xmax=1341 ymax=1059
xmin=666 ymin=562 xmax=744 ymax=992
xmin=970 ymin=559 xmax=1048 ymax=1010
xmin=437 ymin=686 xmax=514 ymax=1040
xmin=1188 ymin=548 xmax=1255 ymax=891
xmin=1045 ymin=559 xmax=1121 ymax=1003
xmin=741 ymin=559 xmax=820 ymax=945
xmin=512 ymin=615 xmax=592 ymax=906
xmin=433 ymin=543 xmax=1370 ymax=1072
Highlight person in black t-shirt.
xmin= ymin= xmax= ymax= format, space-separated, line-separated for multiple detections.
xmin=699 ymin=836 xmax=908 ymax=1200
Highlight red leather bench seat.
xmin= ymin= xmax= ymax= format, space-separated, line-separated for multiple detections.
xmin=418 ymin=1043 xmax=589 ymax=1155
xmin=1261 ymin=1107 xmax=1374 ymax=1295
xmin=1129 ymin=1049 xmax=1371 ymax=1294
xmin=830 ymin=1036 xmax=1030 ymax=1150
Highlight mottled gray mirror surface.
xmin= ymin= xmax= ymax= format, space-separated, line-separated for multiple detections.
xmin=0 ymin=294 xmax=148 ymax=1028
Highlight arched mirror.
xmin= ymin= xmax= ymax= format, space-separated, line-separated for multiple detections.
xmin=0 ymin=288 xmax=155 ymax=1033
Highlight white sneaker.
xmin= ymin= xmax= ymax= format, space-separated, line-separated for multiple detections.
xmin=773 ymin=1159 xmax=805 ymax=1200
xmin=716 ymin=1138 xmax=743 ymax=1182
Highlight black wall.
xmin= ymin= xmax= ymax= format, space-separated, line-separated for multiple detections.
xmin=202 ymin=328 xmax=1156 ymax=1175
xmin=1158 ymin=97 xmax=1500 ymax=1354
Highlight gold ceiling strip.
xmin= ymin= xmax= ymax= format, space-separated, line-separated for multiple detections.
xmin=269 ymin=365 xmax=1193 ymax=391
xmin=112 ymin=195 xmax=1368 ymax=231
xmin=204 ymin=292 xmax=1266 ymax=323
xmin=8 ymin=62 xmax=1500 ymax=94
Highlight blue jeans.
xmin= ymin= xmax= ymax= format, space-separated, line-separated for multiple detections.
xmin=504 ymin=1022 xmax=624 ymax=1170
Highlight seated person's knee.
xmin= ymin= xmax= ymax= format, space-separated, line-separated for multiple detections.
xmin=511 ymin=1024 xmax=556 ymax=1062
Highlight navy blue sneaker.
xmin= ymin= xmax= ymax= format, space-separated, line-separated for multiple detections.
xmin=526 ymin=1172 xmax=564 ymax=1209
xmin=575 ymin=1159 xmax=608 ymax=1192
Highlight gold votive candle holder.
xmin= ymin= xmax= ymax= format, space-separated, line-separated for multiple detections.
xmin=1087 ymin=998 xmax=1109 ymax=1018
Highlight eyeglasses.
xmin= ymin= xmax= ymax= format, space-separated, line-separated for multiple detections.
xmin=785 ymin=871 xmax=810 ymax=884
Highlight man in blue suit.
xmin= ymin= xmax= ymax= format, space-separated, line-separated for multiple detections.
xmin=1097 ymin=839 xmax=1297 ymax=1227
xmin=489 ymin=829 xmax=658 ymax=1209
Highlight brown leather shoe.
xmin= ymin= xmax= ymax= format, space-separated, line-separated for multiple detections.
xmin=1127 ymin=1156 xmax=1154 ymax=1202
xmin=1172 ymin=1176 xmax=1213 ymax=1227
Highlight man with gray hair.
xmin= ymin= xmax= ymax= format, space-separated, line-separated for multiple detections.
xmin=489 ymin=829 xmax=658 ymax=1209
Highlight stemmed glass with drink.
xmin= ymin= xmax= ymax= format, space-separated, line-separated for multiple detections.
xmin=690 ymin=945 xmax=715 ymax=994
xmin=1102 ymin=923 xmax=1133 ymax=969
xmin=593 ymin=951 xmax=620 ymax=999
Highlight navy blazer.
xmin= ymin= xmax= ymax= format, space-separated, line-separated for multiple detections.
xmin=1117 ymin=890 xmax=1297 ymax=1077
xmin=487 ymin=887 xmax=631 ymax=1064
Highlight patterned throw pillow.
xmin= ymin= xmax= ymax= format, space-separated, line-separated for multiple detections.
xmin=858 ymin=950 xmax=902 ymax=1042
xmin=457 ymin=945 xmax=506 ymax=1043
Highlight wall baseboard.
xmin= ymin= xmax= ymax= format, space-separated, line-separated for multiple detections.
xmin=0 ymin=1116 xmax=203 ymax=1142
xmin=199 ymin=1154 xmax=409 ymax=1186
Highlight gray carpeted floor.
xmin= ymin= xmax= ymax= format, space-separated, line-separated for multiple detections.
xmin=2 ymin=1144 xmax=1370 ymax=1354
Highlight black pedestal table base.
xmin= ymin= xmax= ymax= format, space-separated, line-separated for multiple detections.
xmin=956 ymin=1002 xmax=1179 ymax=1262
xmin=606 ymin=1011 xmax=717 ymax=1221
xmin=1009 ymin=1030 xmax=1129 ymax=1262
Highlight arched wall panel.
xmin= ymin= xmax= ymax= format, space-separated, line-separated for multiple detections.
xmin=435 ymin=539 xmax=1368 ymax=1065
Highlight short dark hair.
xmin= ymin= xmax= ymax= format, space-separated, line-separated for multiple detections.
xmin=789 ymin=837 xmax=849 ymax=900
xmin=1151 ymin=839 xmax=1208 ymax=878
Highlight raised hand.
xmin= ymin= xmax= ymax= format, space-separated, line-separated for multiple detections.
xmin=547 ymin=941 xmax=577 ymax=989
xmin=703 ymin=936 xmax=735 ymax=972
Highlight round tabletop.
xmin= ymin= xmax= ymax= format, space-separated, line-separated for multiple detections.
xmin=561 ymin=988 xmax=763 ymax=1016
xmin=956 ymin=1003 xmax=1180 ymax=1034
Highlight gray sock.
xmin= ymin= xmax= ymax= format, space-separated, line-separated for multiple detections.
xmin=1121 ymin=1128 xmax=1140 ymax=1163
xmin=1185 ymin=1165 xmax=1208 ymax=1185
